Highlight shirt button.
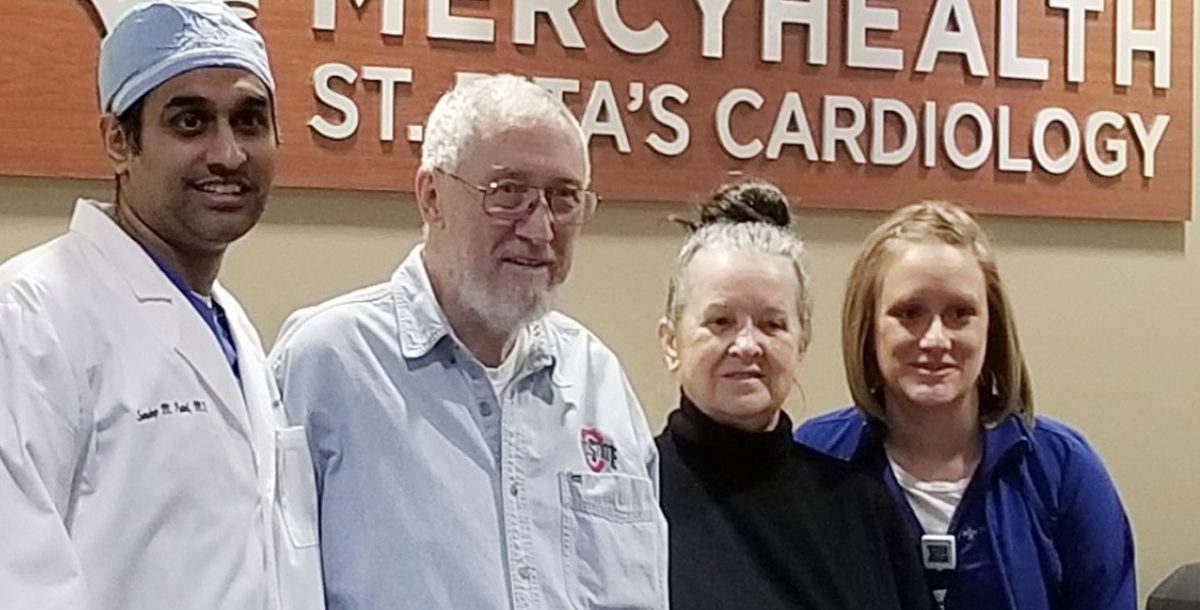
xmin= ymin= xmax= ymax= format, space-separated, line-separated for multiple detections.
xmin=509 ymin=483 xmax=519 ymax=497
xmin=479 ymin=402 xmax=493 ymax=417
xmin=518 ymin=566 xmax=533 ymax=580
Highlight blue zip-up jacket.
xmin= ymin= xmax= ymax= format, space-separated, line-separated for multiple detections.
xmin=794 ymin=408 xmax=1136 ymax=610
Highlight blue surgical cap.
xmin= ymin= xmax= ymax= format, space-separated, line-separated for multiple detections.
xmin=97 ymin=0 xmax=275 ymax=115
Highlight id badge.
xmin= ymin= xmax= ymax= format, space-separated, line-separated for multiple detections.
xmin=921 ymin=534 xmax=957 ymax=571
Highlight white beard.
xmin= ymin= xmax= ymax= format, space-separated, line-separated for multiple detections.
xmin=458 ymin=268 xmax=556 ymax=333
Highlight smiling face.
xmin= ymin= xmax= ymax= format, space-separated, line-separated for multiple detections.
xmin=421 ymin=119 xmax=587 ymax=332
xmin=661 ymin=249 xmax=805 ymax=432
xmin=873 ymin=241 xmax=989 ymax=417
xmin=104 ymin=67 xmax=276 ymax=259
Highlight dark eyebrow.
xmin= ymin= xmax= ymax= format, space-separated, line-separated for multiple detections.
xmin=237 ymin=95 xmax=271 ymax=112
xmin=162 ymin=94 xmax=271 ymax=112
xmin=163 ymin=95 xmax=212 ymax=111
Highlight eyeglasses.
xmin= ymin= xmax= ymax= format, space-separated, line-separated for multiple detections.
xmin=437 ymin=169 xmax=599 ymax=226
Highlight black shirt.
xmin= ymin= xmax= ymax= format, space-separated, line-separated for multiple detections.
xmin=656 ymin=395 xmax=933 ymax=610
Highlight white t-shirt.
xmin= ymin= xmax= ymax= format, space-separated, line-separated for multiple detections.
xmin=484 ymin=327 xmax=528 ymax=399
xmin=889 ymin=458 xmax=970 ymax=535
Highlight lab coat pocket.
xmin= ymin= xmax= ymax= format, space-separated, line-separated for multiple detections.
xmin=275 ymin=426 xmax=319 ymax=548
xmin=559 ymin=471 xmax=666 ymax=610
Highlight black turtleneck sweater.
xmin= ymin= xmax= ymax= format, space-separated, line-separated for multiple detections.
xmin=656 ymin=396 xmax=932 ymax=610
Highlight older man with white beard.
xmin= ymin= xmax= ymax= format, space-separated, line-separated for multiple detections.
xmin=270 ymin=74 xmax=668 ymax=610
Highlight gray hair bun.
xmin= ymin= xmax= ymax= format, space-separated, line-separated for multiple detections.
xmin=675 ymin=178 xmax=792 ymax=232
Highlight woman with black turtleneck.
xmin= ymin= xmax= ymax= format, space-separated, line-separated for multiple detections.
xmin=654 ymin=179 xmax=932 ymax=610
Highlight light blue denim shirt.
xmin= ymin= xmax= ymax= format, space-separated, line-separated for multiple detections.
xmin=270 ymin=245 xmax=668 ymax=610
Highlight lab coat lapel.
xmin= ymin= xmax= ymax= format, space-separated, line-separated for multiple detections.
xmin=170 ymin=299 xmax=253 ymax=441
xmin=218 ymin=284 xmax=278 ymax=480
xmin=68 ymin=199 xmax=253 ymax=441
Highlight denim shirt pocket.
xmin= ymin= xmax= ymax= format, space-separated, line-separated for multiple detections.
xmin=559 ymin=471 xmax=665 ymax=610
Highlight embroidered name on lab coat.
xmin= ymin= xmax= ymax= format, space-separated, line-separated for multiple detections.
xmin=135 ymin=400 xmax=211 ymax=422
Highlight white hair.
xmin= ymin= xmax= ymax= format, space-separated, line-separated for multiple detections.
xmin=667 ymin=223 xmax=813 ymax=347
xmin=420 ymin=74 xmax=591 ymax=186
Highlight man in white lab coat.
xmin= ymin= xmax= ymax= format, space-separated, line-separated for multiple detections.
xmin=0 ymin=2 xmax=323 ymax=609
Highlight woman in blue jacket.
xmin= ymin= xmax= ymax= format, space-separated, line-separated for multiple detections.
xmin=794 ymin=201 xmax=1135 ymax=610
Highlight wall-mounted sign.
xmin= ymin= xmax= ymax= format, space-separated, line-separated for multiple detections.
xmin=0 ymin=0 xmax=1191 ymax=220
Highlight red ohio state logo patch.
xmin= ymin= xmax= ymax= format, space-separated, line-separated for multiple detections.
xmin=580 ymin=428 xmax=619 ymax=473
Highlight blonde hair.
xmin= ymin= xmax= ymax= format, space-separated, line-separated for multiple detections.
xmin=842 ymin=200 xmax=1033 ymax=426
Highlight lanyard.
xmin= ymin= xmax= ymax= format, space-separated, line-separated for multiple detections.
xmin=144 ymin=249 xmax=242 ymax=383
